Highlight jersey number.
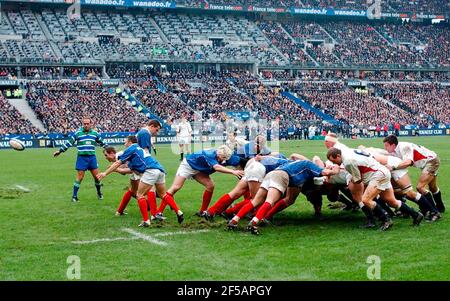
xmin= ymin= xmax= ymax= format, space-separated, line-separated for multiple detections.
xmin=354 ymin=150 xmax=371 ymax=157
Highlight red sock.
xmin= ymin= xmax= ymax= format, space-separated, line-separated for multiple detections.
xmin=265 ymin=199 xmax=288 ymax=220
xmin=200 ymin=190 xmax=214 ymax=212
xmin=158 ymin=199 xmax=167 ymax=213
xmin=208 ymin=193 xmax=234 ymax=215
xmin=225 ymin=199 xmax=251 ymax=215
xmin=137 ymin=197 xmax=149 ymax=221
xmin=243 ymin=189 xmax=251 ymax=201
xmin=236 ymin=202 xmax=255 ymax=219
xmin=147 ymin=191 xmax=157 ymax=216
xmin=162 ymin=192 xmax=180 ymax=213
xmin=117 ymin=189 xmax=133 ymax=214
xmin=254 ymin=202 xmax=273 ymax=224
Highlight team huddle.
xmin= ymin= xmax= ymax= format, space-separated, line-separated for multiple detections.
xmin=54 ymin=118 xmax=445 ymax=234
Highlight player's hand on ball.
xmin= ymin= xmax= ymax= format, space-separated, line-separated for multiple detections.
xmin=255 ymin=155 xmax=263 ymax=162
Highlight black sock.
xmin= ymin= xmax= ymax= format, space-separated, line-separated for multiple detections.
xmin=433 ymin=190 xmax=445 ymax=213
xmin=417 ymin=195 xmax=438 ymax=214
xmin=361 ymin=205 xmax=376 ymax=223
xmin=180 ymin=152 xmax=184 ymax=160
xmin=373 ymin=204 xmax=390 ymax=222
xmin=95 ymin=181 xmax=102 ymax=195
xmin=376 ymin=198 xmax=396 ymax=217
xmin=338 ymin=194 xmax=353 ymax=208
xmin=424 ymin=191 xmax=437 ymax=208
xmin=399 ymin=202 xmax=419 ymax=218
xmin=341 ymin=188 xmax=355 ymax=202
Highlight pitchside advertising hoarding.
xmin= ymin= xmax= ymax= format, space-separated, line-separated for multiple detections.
xmin=1 ymin=129 xmax=449 ymax=149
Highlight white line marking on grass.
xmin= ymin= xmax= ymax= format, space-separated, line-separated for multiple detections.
xmin=153 ymin=229 xmax=210 ymax=237
xmin=72 ymin=237 xmax=138 ymax=244
xmin=15 ymin=185 xmax=30 ymax=192
xmin=71 ymin=229 xmax=210 ymax=246
xmin=121 ymin=228 xmax=167 ymax=246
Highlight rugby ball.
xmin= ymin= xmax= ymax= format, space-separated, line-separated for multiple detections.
xmin=9 ymin=138 xmax=25 ymax=151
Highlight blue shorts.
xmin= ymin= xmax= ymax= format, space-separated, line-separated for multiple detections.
xmin=75 ymin=155 xmax=99 ymax=171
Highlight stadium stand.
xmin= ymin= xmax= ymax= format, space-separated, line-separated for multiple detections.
xmin=0 ymin=3 xmax=448 ymax=136
xmin=0 ymin=93 xmax=40 ymax=135
xmin=25 ymin=81 xmax=149 ymax=133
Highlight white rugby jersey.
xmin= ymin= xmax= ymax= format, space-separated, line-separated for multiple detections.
xmin=334 ymin=141 xmax=351 ymax=152
xmin=363 ymin=148 xmax=405 ymax=171
xmin=177 ymin=122 xmax=192 ymax=137
xmin=363 ymin=147 xmax=389 ymax=156
xmin=342 ymin=149 xmax=387 ymax=184
xmin=392 ymin=142 xmax=437 ymax=169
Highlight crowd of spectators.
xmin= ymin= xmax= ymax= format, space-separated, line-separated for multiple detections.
xmin=178 ymin=0 xmax=448 ymax=14
xmin=321 ymin=21 xmax=430 ymax=68
xmin=0 ymin=9 xmax=449 ymax=68
xmin=261 ymin=69 xmax=450 ymax=82
xmin=26 ymin=81 xmax=148 ymax=133
xmin=291 ymin=82 xmax=428 ymax=128
xmin=0 ymin=93 xmax=39 ymax=135
xmin=257 ymin=21 xmax=314 ymax=66
xmin=0 ymin=67 xmax=17 ymax=79
xmin=374 ymin=83 xmax=450 ymax=126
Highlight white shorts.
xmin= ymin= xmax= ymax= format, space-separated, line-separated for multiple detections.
xmin=367 ymin=169 xmax=392 ymax=191
xmin=391 ymin=168 xmax=408 ymax=181
xmin=130 ymin=173 xmax=141 ymax=181
xmin=260 ymin=170 xmax=289 ymax=194
xmin=243 ymin=160 xmax=266 ymax=183
xmin=176 ymin=158 xmax=199 ymax=179
xmin=422 ymin=157 xmax=440 ymax=176
xmin=178 ymin=136 xmax=191 ymax=145
xmin=140 ymin=169 xmax=166 ymax=185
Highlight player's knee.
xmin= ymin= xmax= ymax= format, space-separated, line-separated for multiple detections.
xmin=428 ymin=182 xmax=438 ymax=192
xmin=170 ymin=184 xmax=182 ymax=193
xmin=205 ymin=183 xmax=215 ymax=192
xmin=416 ymin=184 xmax=426 ymax=193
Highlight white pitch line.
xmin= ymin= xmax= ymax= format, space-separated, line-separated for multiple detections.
xmin=121 ymin=228 xmax=167 ymax=246
xmin=71 ymin=229 xmax=210 ymax=246
xmin=15 ymin=185 xmax=30 ymax=192
xmin=153 ymin=229 xmax=210 ymax=237
xmin=72 ymin=237 xmax=138 ymax=245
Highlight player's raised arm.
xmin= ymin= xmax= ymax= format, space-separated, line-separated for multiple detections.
xmin=54 ymin=133 xmax=76 ymax=157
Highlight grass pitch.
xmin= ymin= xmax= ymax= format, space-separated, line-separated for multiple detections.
xmin=0 ymin=136 xmax=449 ymax=280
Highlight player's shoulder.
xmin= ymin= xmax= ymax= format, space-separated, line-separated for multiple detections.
xmin=137 ymin=127 xmax=148 ymax=135
xmin=89 ymin=129 xmax=101 ymax=136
